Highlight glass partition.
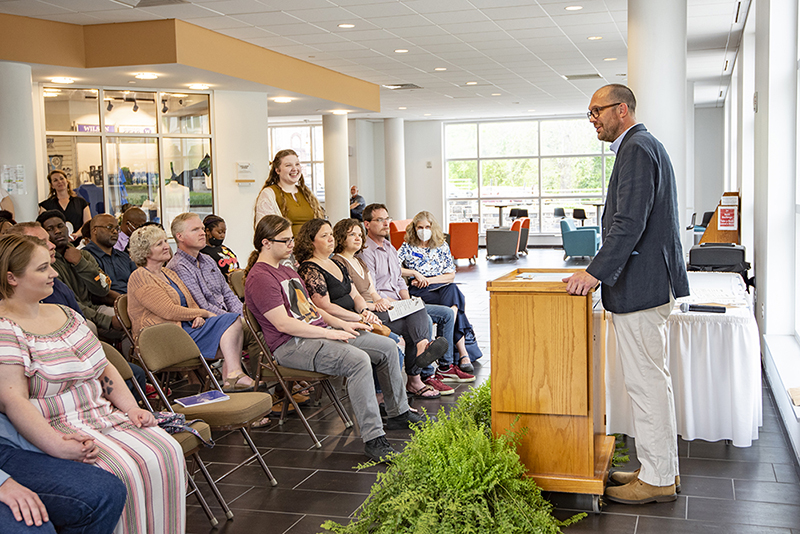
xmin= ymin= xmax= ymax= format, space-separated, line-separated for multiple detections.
xmin=43 ymin=88 xmax=100 ymax=132
xmin=105 ymin=137 xmax=160 ymax=222
xmin=103 ymin=91 xmax=157 ymax=133
xmin=160 ymin=93 xmax=210 ymax=135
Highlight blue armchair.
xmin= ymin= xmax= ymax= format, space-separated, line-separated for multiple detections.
xmin=560 ymin=219 xmax=600 ymax=259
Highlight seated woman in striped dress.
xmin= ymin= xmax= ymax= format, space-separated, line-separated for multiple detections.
xmin=0 ymin=234 xmax=185 ymax=534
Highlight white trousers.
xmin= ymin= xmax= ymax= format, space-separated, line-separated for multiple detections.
xmin=612 ymin=298 xmax=679 ymax=487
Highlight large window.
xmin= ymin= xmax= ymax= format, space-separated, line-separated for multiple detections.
xmin=445 ymin=118 xmax=613 ymax=234
xmin=268 ymin=124 xmax=325 ymax=203
xmin=43 ymin=87 xmax=213 ymax=235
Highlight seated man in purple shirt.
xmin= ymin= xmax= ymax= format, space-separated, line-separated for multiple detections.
xmin=358 ymin=204 xmax=473 ymax=395
xmin=166 ymin=212 xmax=262 ymax=377
xmin=114 ymin=207 xmax=147 ymax=253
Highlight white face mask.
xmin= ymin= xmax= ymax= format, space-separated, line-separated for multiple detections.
xmin=416 ymin=228 xmax=432 ymax=242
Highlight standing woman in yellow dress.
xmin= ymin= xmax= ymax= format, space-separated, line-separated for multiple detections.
xmin=254 ymin=149 xmax=324 ymax=236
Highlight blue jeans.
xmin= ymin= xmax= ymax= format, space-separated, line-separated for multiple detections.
xmin=425 ymin=304 xmax=456 ymax=366
xmin=374 ymin=333 xmax=406 ymax=393
xmin=0 ymin=445 xmax=127 ymax=534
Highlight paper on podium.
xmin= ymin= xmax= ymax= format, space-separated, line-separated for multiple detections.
xmin=388 ymin=297 xmax=426 ymax=321
xmin=514 ymin=272 xmax=572 ymax=282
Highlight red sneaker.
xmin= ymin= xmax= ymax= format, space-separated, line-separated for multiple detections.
xmin=436 ymin=364 xmax=476 ymax=383
xmin=423 ymin=376 xmax=455 ymax=396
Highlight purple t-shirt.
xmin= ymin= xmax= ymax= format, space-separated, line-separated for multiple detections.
xmin=244 ymin=262 xmax=327 ymax=352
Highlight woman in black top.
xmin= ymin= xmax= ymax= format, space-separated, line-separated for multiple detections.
xmin=38 ymin=169 xmax=90 ymax=243
xmin=295 ymin=219 xmax=447 ymax=399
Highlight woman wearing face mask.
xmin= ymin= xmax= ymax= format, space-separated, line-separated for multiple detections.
xmin=398 ymin=211 xmax=482 ymax=373
xmin=254 ymin=149 xmax=325 ymax=238
xmin=200 ymin=214 xmax=240 ymax=279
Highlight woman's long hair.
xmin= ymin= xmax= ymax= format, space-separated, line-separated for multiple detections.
xmin=47 ymin=169 xmax=75 ymax=199
xmin=404 ymin=211 xmax=445 ymax=248
xmin=293 ymin=218 xmax=331 ymax=264
xmin=245 ymin=215 xmax=292 ymax=275
xmin=254 ymin=149 xmax=324 ymax=226
xmin=333 ymin=218 xmax=365 ymax=254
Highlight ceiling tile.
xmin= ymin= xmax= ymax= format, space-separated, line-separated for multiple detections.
xmin=287 ymin=6 xmax=359 ymax=23
xmin=391 ymin=26 xmax=453 ymax=39
xmin=183 ymin=16 xmax=251 ymax=30
xmin=343 ymin=2 xmax=417 ymax=18
xmin=0 ymin=0 xmax=72 ymax=16
xmin=438 ymin=20 xmax=499 ymax=34
xmin=217 ymin=26 xmax=272 ymax=39
xmin=291 ymin=32 xmax=348 ymax=44
xmin=367 ymin=13 xmax=430 ymax=28
xmin=137 ymin=4 xmax=221 ymax=19
xmin=190 ymin=0 xmax=274 ymax=15
xmin=256 ymin=0 xmax=335 ymax=8
xmin=35 ymin=0 xmax=119 ymax=12
xmin=401 ymin=0 xmax=477 ymax=14
xmin=255 ymin=22 xmax=328 ymax=35
xmin=493 ymin=17 xmax=557 ymax=31
xmin=232 ymin=11 xmax=302 ymax=25
xmin=79 ymin=8 xmax=165 ymax=22
xmin=479 ymin=5 xmax=547 ymax=20
xmin=424 ymin=9 xmax=489 ymax=24
xmin=247 ymin=35 xmax=302 ymax=48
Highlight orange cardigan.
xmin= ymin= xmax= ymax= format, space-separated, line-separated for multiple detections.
xmin=127 ymin=266 xmax=204 ymax=339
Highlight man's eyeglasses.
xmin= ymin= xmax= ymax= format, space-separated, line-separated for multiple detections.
xmin=96 ymin=224 xmax=120 ymax=232
xmin=270 ymin=237 xmax=295 ymax=245
xmin=586 ymin=102 xmax=622 ymax=120
xmin=369 ymin=217 xmax=392 ymax=224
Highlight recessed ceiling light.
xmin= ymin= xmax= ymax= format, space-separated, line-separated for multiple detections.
xmin=50 ymin=77 xmax=74 ymax=84
xmin=273 ymin=97 xmax=293 ymax=103
xmin=434 ymin=67 xmax=447 ymax=71
xmin=338 ymin=23 xmax=355 ymax=28
xmin=424 ymin=113 xmax=431 ymax=116
xmin=332 ymin=110 xmax=348 ymax=115
xmin=565 ymin=5 xmax=583 ymax=11
xmin=604 ymin=57 xmax=617 ymax=61
xmin=491 ymin=93 xmax=501 ymax=96
xmin=398 ymin=107 xmax=407 ymax=110
xmin=587 ymin=36 xmax=603 ymax=40
xmin=43 ymin=92 xmax=59 ymax=98
xmin=528 ymin=109 xmax=536 ymax=112
xmin=395 ymin=49 xmax=408 ymax=53
xmin=466 ymin=81 xmax=477 ymax=85
xmin=134 ymin=72 xmax=158 ymax=80
xmin=188 ymin=84 xmax=209 ymax=90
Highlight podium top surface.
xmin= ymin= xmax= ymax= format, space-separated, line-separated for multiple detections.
xmin=487 ymin=268 xmax=595 ymax=294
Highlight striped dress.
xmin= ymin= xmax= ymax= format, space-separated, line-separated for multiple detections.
xmin=0 ymin=305 xmax=186 ymax=534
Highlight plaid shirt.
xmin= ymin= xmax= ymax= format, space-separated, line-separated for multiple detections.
xmin=166 ymin=248 xmax=242 ymax=316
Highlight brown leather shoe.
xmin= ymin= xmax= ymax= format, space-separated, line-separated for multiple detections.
xmin=609 ymin=468 xmax=681 ymax=493
xmin=605 ymin=479 xmax=677 ymax=504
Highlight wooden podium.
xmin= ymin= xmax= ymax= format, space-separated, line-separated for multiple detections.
xmin=487 ymin=268 xmax=614 ymax=504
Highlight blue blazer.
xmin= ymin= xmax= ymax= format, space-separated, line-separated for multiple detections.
xmin=586 ymin=124 xmax=689 ymax=313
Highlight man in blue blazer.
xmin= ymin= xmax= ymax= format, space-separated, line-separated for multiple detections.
xmin=564 ymin=84 xmax=689 ymax=504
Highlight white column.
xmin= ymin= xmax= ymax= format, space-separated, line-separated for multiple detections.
xmin=322 ymin=114 xmax=349 ymax=223
xmin=0 ymin=62 xmax=39 ymax=222
xmin=628 ymin=0 xmax=687 ymax=231
xmin=384 ymin=118 xmax=406 ymax=219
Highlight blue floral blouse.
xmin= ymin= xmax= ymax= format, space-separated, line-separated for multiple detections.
xmin=398 ymin=242 xmax=456 ymax=277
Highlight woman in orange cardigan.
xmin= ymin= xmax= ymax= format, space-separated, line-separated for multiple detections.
xmin=126 ymin=225 xmax=255 ymax=392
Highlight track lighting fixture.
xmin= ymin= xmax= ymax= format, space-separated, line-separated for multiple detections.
xmin=162 ymin=101 xmax=168 ymax=113
xmin=107 ymin=101 xmax=113 ymax=112
xmin=132 ymin=100 xmax=139 ymax=112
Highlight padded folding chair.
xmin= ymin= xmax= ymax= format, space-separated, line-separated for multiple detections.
xmin=136 ymin=323 xmax=278 ymax=490
xmin=243 ymin=303 xmax=353 ymax=448
xmin=100 ymin=341 xmax=225 ymax=526
xmin=228 ymin=269 xmax=245 ymax=302
xmin=116 ymin=294 xmax=213 ymax=407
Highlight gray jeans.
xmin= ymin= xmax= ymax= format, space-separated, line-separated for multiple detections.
xmin=273 ymin=331 xmax=409 ymax=443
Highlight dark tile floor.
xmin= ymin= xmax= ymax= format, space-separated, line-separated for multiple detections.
xmin=182 ymin=249 xmax=800 ymax=534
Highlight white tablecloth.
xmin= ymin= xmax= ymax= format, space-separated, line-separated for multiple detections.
xmin=606 ymin=272 xmax=762 ymax=447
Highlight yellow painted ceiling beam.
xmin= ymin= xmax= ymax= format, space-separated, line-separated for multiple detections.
xmin=0 ymin=13 xmax=379 ymax=112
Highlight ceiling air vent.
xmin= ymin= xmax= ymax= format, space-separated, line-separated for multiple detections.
xmin=563 ymin=74 xmax=603 ymax=81
xmin=381 ymin=84 xmax=423 ymax=90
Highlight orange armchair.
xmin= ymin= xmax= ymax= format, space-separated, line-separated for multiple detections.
xmin=448 ymin=222 xmax=479 ymax=264
xmin=389 ymin=219 xmax=412 ymax=250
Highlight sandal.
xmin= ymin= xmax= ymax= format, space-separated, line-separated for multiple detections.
xmin=406 ymin=384 xmax=440 ymax=399
xmin=252 ymin=416 xmax=271 ymax=428
xmin=222 ymin=372 xmax=255 ymax=393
